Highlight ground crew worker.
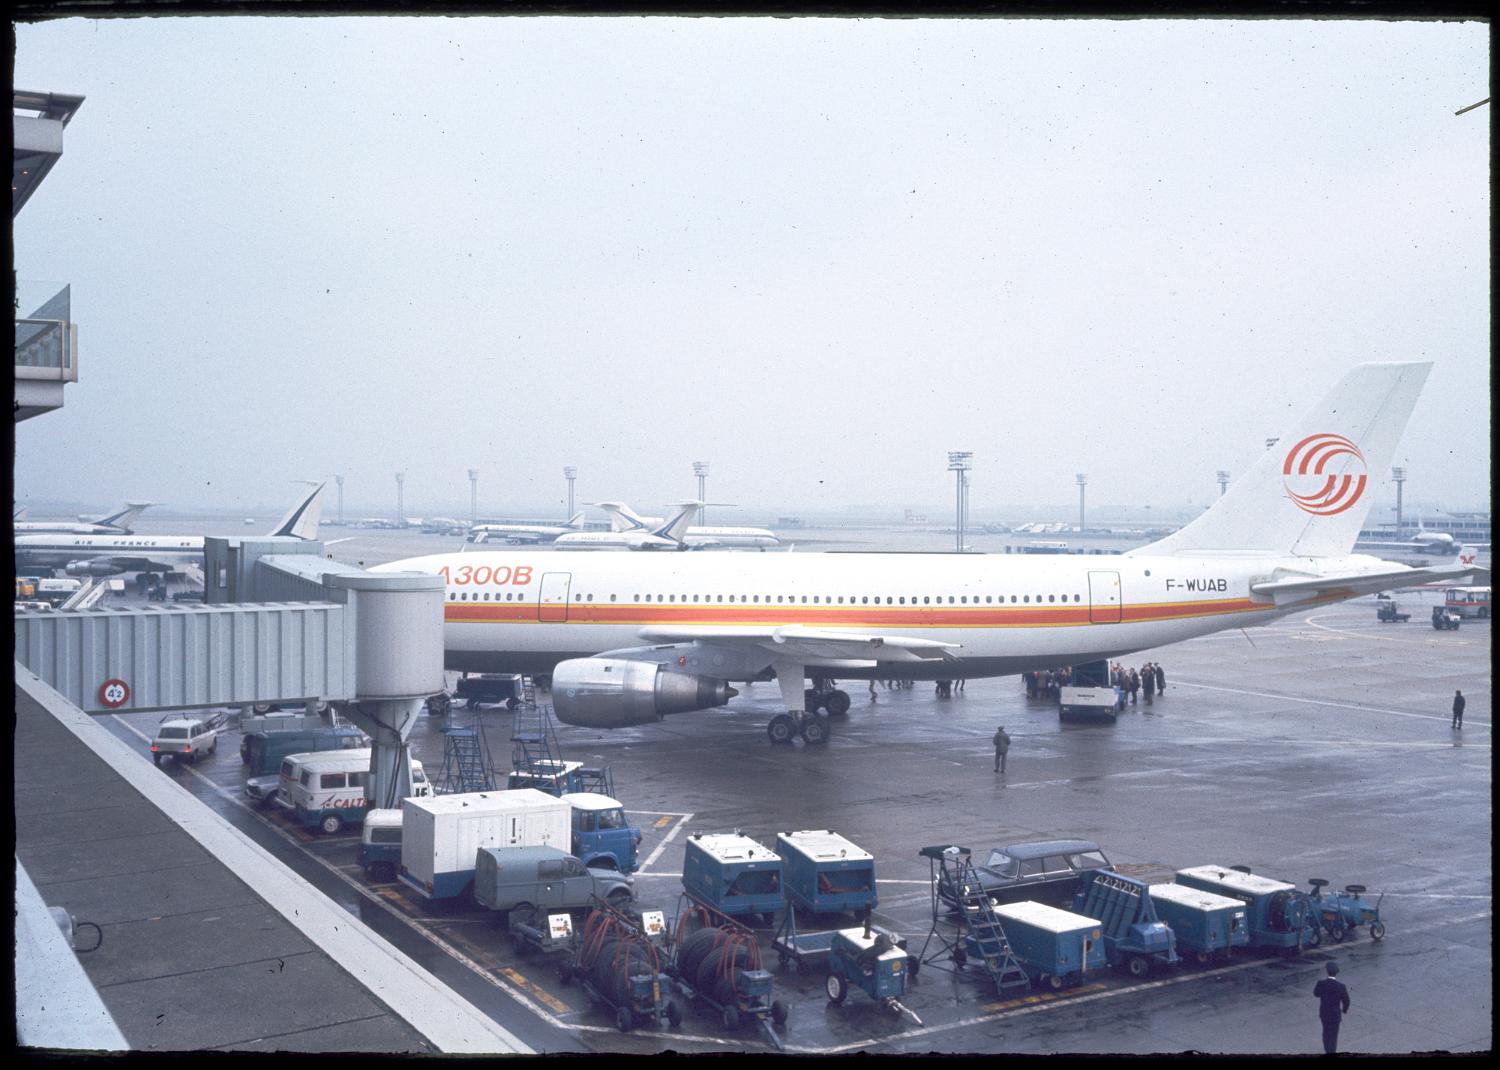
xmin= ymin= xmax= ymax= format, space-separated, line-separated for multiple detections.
xmin=1452 ymin=689 xmax=1465 ymax=729
xmin=993 ymin=725 xmax=1011 ymax=773
xmin=1154 ymin=663 xmax=1166 ymax=694
xmin=1313 ymin=961 xmax=1351 ymax=1054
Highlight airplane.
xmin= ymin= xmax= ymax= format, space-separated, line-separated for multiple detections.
xmin=14 ymin=501 xmax=157 ymax=536
xmin=552 ymin=503 xmax=701 ymax=551
xmin=374 ymin=363 xmax=1477 ymax=747
xmin=592 ymin=500 xmax=781 ymax=549
xmin=13 ymin=482 xmax=326 ymax=578
xmin=421 ymin=517 xmax=470 ymax=535
xmin=469 ymin=512 xmax=587 ymax=546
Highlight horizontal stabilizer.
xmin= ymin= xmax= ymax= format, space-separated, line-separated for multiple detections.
xmin=1251 ymin=563 xmax=1480 ymax=605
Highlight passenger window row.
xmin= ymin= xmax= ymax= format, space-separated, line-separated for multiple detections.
xmin=450 ymin=591 xmax=1088 ymax=605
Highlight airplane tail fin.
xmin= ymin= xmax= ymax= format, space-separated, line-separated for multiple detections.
xmin=588 ymin=502 xmax=643 ymax=532
xmin=1139 ymin=362 xmax=1432 ymax=558
xmin=566 ymin=510 xmax=587 ymax=530
xmin=268 ymin=481 xmax=327 ymax=540
xmin=98 ymin=501 xmax=155 ymax=532
xmin=656 ymin=500 xmax=703 ymax=543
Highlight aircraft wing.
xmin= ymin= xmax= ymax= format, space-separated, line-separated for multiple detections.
xmin=1250 ymin=563 xmax=1481 ymax=605
xmin=637 ymin=625 xmax=961 ymax=664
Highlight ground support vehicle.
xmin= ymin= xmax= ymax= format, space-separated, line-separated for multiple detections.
xmin=1376 ymin=600 xmax=1411 ymax=623
xmin=399 ymin=789 xmax=570 ymax=903
xmin=276 ymin=750 xmax=429 ymax=834
xmin=150 ymin=714 xmax=223 ymax=766
xmin=455 ymin=672 xmax=524 ymax=710
xmin=507 ymin=905 xmax=579 ymax=958
xmin=243 ymin=723 xmax=366 ymax=806
xmin=1148 ymin=882 xmax=1250 ymax=964
xmin=473 ymin=845 xmax=635 ymax=923
xmin=561 ymin=900 xmax=682 ymax=1033
xmin=988 ymin=901 xmax=1107 ymax=990
xmin=565 ymin=792 xmax=642 ymax=873
xmin=1307 ymin=879 xmax=1387 ymax=943
xmin=1072 ymin=870 xmax=1178 ymax=978
xmin=682 ymin=833 xmax=784 ymax=925
xmin=824 ymin=912 xmax=920 ymax=1022
xmin=669 ymin=897 xmax=788 ymax=1048
xmin=1174 ymin=865 xmax=1321 ymax=953
xmin=1432 ymin=606 xmax=1462 ymax=630
xmin=359 ymin=809 xmax=403 ymax=881
xmin=915 ymin=845 xmax=1030 ymax=995
xmin=1444 ymin=586 xmax=1490 ymax=619
xmin=1058 ymin=659 xmax=1121 ymax=722
xmin=775 ymin=829 xmax=877 ymax=916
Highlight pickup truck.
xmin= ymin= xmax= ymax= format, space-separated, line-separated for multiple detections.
xmin=473 ymin=844 xmax=634 ymax=927
xmin=1375 ymin=600 xmax=1410 ymax=623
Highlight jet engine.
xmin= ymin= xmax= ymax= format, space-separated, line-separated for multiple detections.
xmin=65 ymin=560 xmax=126 ymax=577
xmin=551 ymin=658 xmax=737 ymax=728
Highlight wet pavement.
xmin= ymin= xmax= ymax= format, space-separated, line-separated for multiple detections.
xmin=92 ymin=583 xmax=1490 ymax=1054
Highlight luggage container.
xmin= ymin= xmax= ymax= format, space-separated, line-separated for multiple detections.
xmin=1174 ymin=865 xmax=1319 ymax=952
xmin=775 ymin=830 xmax=877 ymax=915
xmin=1149 ymin=882 xmax=1250 ymax=963
xmin=682 ymin=833 xmax=783 ymax=923
xmin=990 ymin=900 xmax=1107 ymax=990
xmin=399 ymin=788 xmax=570 ymax=902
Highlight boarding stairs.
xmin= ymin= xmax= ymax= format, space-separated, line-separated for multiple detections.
xmin=916 ymin=845 xmax=1030 ymax=995
xmin=60 ymin=579 xmax=107 ymax=611
xmin=509 ymin=677 xmax=615 ymax=797
xmin=436 ymin=715 xmax=497 ymax=794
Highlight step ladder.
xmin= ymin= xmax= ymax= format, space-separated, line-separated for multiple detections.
xmin=437 ymin=716 xmax=496 ymax=794
xmin=915 ymin=845 xmax=1030 ymax=994
xmin=509 ymin=678 xmax=615 ymax=797
xmin=954 ymin=859 xmax=1031 ymax=994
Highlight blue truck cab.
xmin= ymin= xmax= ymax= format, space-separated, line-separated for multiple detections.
xmin=563 ymin=792 xmax=641 ymax=874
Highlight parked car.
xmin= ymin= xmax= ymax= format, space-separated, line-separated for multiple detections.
xmin=150 ymin=717 xmax=219 ymax=766
xmin=939 ymin=840 xmax=1116 ymax=909
xmin=472 ymin=844 xmax=635 ymax=926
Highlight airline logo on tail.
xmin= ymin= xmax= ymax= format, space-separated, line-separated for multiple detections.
xmin=1282 ymin=433 xmax=1368 ymax=516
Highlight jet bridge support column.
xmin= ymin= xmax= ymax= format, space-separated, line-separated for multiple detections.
xmin=322 ymin=572 xmax=445 ymax=809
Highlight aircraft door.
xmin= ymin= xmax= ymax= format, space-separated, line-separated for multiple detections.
xmin=538 ymin=572 xmax=572 ymax=622
xmin=1087 ymin=571 xmax=1122 ymax=624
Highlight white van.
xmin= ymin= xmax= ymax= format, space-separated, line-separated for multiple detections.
xmin=275 ymin=749 xmax=429 ymax=834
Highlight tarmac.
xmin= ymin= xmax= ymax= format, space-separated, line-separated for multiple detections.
xmin=45 ymin=578 xmax=1488 ymax=1055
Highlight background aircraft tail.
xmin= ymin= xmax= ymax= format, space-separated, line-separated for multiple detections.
xmin=655 ymin=501 xmax=704 ymax=543
xmin=566 ymin=511 xmax=586 ymax=530
xmin=268 ymin=481 xmax=327 ymax=540
xmin=1139 ymin=362 xmax=1432 ymax=558
xmin=97 ymin=501 xmax=156 ymax=532
xmin=589 ymin=502 xmax=645 ymax=532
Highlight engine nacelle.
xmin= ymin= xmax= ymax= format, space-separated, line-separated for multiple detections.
xmin=65 ymin=559 xmax=126 ymax=577
xmin=551 ymin=658 xmax=737 ymax=729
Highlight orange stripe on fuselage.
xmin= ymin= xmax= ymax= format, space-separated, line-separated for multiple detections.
xmin=441 ymin=596 xmax=1277 ymax=628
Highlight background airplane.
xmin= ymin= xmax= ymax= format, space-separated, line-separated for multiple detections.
xmin=468 ymin=512 xmax=585 ymax=545
xmin=14 ymin=501 xmax=156 ymax=536
xmin=378 ymin=363 xmax=1474 ymax=747
xmin=553 ymin=503 xmax=700 ymax=551
xmin=14 ymin=483 xmax=326 ymax=578
xmin=592 ymin=500 xmax=780 ymax=549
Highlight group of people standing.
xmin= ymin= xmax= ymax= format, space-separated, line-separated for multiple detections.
xmin=1111 ymin=661 xmax=1167 ymax=707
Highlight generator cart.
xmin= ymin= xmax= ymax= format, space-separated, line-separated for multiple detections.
xmin=669 ymin=897 xmax=788 ymax=1048
xmin=559 ymin=899 xmax=682 ymax=1032
xmin=825 ymin=909 xmax=920 ymax=1023
xmin=507 ymin=905 xmax=578 ymax=958
xmin=1307 ymin=879 xmax=1386 ymax=943
xmin=1072 ymin=870 xmax=1178 ymax=978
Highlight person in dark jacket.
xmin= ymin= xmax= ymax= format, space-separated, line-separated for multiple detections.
xmin=1313 ymin=961 xmax=1351 ymax=1054
xmin=1154 ymin=663 xmax=1166 ymax=694
xmin=1452 ymin=689 xmax=1465 ymax=729
xmin=1142 ymin=664 xmax=1155 ymax=705
xmin=992 ymin=726 xmax=1011 ymax=773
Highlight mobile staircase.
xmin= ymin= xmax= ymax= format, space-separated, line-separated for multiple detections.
xmin=436 ymin=711 xmax=497 ymax=794
xmin=915 ymin=844 xmax=1030 ymax=995
xmin=509 ymin=677 xmax=614 ymax=796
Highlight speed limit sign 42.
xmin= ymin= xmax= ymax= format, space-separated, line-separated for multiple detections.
xmin=98 ymin=678 xmax=131 ymax=709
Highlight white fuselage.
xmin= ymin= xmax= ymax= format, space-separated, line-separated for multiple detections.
xmin=377 ymin=549 xmax=1356 ymax=677
xmin=13 ymin=533 xmax=204 ymax=572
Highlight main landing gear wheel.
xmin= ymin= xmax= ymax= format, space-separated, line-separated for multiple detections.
xmin=801 ymin=716 xmax=831 ymax=745
xmin=825 ymin=690 xmax=851 ymax=716
xmin=768 ymin=714 xmax=798 ymax=745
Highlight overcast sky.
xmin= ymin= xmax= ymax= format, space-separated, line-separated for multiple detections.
xmin=12 ymin=15 xmax=1490 ymax=520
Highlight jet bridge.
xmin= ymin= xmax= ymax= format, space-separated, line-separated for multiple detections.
xmin=13 ymin=535 xmax=444 ymax=810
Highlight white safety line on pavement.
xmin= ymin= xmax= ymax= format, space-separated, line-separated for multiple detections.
xmin=1172 ymin=680 xmax=1489 ymax=728
xmin=637 ymin=812 xmax=695 ymax=874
